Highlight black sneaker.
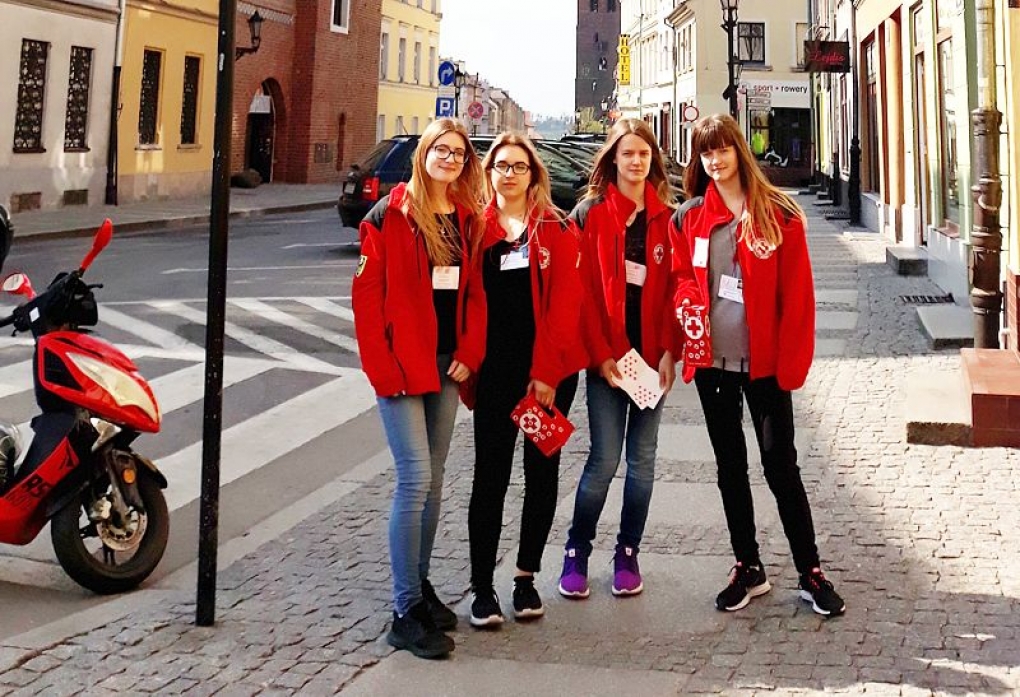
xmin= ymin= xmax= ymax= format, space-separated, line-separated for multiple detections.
xmin=387 ymin=601 xmax=455 ymax=659
xmin=469 ymin=586 xmax=505 ymax=627
xmin=715 ymin=562 xmax=772 ymax=611
xmin=420 ymin=579 xmax=458 ymax=631
xmin=799 ymin=568 xmax=846 ymax=617
xmin=512 ymin=575 xmax=544 ymax=620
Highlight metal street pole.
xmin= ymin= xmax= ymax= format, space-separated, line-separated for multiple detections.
xmin=970 ymin=0 xmax=1003 ymax=348
xmin=722 ymin=5 xmax=738 ymax=120
xmin=196 ymin=0 xmax=237 ymax=627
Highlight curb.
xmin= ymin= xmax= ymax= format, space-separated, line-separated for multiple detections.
xmin=12 ymin=200 xmax=337 ymax=241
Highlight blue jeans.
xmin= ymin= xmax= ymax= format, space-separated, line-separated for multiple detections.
xmin=376 ymin=354 xmax=460 ymax=615
xmin=566 ymin=372 xmax=665 ymax=557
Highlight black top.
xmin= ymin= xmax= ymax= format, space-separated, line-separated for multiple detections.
xmin=481 ymin=231 xmax=535 ymax=366
xmin=432 ymin=212 xmax=462 ymax=355
xmin=624 ymin=210 xmax=647 ymax=355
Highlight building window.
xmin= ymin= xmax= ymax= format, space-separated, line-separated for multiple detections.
xmin=13 ymin=39 xmax=49 ymax=153
xmin=180 ymin=55 xmax=201 ymax=145
xmin=377 ymin=114 xmax=385 ymax=141
xmin=863 ymin=40 xmax=880 ymax=191
xmin=412 ymin=116 xmax=419 ymax=134
xmin=380 ymin=33 xmax=389 ymax=79
xmin=138 ymin=48 xmax=163 ymax=146
xmin=937 ymin=37 xmax=959 ymax=226
xmin=795 ymin=22 xmax=808 ymax=68
xmin=413 ymin=41 xmax=421 ymax=84
xmin=64 ymin=46 xmax=93 ymax=151
xmin=398 ymin=37 xmax=406 ymax=82
xmin=395 ymin=115 xmax=405 ymax=135
xmin=428 ymin=46 xmax=436 ymax=86
xmin=431 ymin=0 xmax=437 ymax=11
xmin=608 ymin=0 xmax=616 ymax=10
xmin=331 ymin=0 xmax=349 ymax=31
xmin=737 ymin=22 xmax=765 ymax=64
xmin=590 ymin=0 xmax=598 ymax=11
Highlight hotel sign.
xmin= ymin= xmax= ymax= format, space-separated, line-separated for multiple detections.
xmin=804 ymin=41 xmax=851 ymax=73
xmin=618 ymin=34 xmax=631 ymax=85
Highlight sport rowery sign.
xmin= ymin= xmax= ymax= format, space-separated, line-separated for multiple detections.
xmin=803 ymin=41 xmax=851 ymax=73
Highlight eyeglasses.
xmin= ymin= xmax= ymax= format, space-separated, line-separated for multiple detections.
xmin=492 ymin=161 xmax=531 ymax=176
xmin=430 ymin=144 xmax=468 ymax=164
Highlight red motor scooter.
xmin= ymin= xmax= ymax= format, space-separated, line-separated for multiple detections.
xmin=0 ymin=220 xmax=169 ymax=594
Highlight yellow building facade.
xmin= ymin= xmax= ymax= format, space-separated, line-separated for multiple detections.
xmin=377 ymin=0 xmax=441 ymax=142
xmin=117 ymin=0 xmax=218 ymax=201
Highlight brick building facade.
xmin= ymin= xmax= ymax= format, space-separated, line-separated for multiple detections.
xmin=231 ymin=0 xmax=381 ymax=184
xmin=575 ymin=0 xmax=620 ymax=122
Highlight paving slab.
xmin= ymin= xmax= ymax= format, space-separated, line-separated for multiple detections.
xmin=817 ymin=311 xmax=858 ymax=331
xmin=816 ymin=289 xmax=859 ymax=305
xmin=658 ymin=423 xmax=814 ymax=463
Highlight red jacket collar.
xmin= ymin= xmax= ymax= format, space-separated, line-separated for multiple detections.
xmin=699 ymin=181 xmax=740 ymax=231
xmin=391 ymin=181 xmax=474 ymax=233
xmin=604 ymin=181 xmax=670 ymax=230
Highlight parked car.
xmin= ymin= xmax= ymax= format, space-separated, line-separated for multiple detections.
xmin=338 ymin=135 xmax=590 ymax=230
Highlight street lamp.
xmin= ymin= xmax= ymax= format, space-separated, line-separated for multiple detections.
xmin=235 ymin=10 xmax=264 ymax=60
xmin=719 ymin=0 xmax=739 ymax=119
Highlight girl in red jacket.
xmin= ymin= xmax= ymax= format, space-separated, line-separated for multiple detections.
xmin=467 ymin=133 xmax=587 ymax=627
xmin=558 ymin=118 xmax=680 ymax=600
xmin=670 ymin=113 xmax=845 ymax=617
xmin=352 ymin=118 xmax=486 ymax=658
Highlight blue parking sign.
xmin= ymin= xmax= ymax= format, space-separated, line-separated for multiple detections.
xmin=436 ymin=97 xmax=455 ymax=118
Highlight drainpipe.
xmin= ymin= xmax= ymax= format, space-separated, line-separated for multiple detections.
xmin=104 ymin=0 xmax=127 ymax=204
xmin=970 ymin=0 xmax=1003 ymax=348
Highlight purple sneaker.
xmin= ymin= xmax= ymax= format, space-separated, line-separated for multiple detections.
xmin=558 ymin=548 xmax=590 ymax=598
xmin=612 ymin=545 xmax=643 ymax=596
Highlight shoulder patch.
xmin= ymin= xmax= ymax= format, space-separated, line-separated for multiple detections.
xmin=356 ymin=255 xmax=368 ymax=277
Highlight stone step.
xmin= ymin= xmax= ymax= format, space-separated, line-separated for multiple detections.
xmin=917 ymin=304 xmax=974 ymax=350
xmin=886 ymin=245 xmax=928 ymax=276
xmin=961 ymin=348 xmax=1020 ymax=448
xmin=904 ymin=366 xmax=971 ymax=446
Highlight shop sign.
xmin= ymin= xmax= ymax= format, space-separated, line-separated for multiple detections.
xmin=738 ymin=80 xmax=810 ymax=109
xmin=804 ymin=41 xmax=851 ymax=73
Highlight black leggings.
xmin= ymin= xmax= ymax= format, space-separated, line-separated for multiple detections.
xmin=694 ymin=369 xmax=820 ymax=574
xmin=468 ymin=360 xmax=578 ymax=588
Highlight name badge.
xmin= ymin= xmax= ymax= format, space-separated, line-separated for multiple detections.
xmin=719 ymin=274 xmax=744 ymax=304
xmin=432 ymin=265 xmax=460 ymax=290
xmin=692 ymin=237 xmax=709 ymax=268
xmin=625 ymin=260 xmax=647 ymax=287
xmin=501 ymin=245 xmax=529 ymax=270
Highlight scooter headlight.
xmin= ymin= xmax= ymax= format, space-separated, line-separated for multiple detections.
xmin=0 ymin=421 xmax=23 ymax=488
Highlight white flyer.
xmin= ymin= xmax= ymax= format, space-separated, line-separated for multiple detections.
xmin=615 ymin=349 xmax=664 ymax=410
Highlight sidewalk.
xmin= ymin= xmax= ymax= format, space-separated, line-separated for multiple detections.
xmin=8 ymin=183 xmax=340 ymax=239
xmin=2 ymin=203 xmax=1019 ymax=696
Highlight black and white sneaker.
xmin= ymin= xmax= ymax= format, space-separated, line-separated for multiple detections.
xmin=512 ymin=575 xmax=544 ymax=620
xmin=470 ymin=586 xmax=505 ymax=627
xmin=798 ymin=568 xmax=846 ymax=617
xmin=715 ymin=562 xmax=771 ymax=611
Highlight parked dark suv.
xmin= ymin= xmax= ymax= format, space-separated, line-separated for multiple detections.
xmin=337 ymin=135 xmax=590 ymax=230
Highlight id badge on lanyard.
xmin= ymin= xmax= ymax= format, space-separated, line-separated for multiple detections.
xmin=432 ymin=266 xmax=460 ymax=290
xmin=501 ymin=243 xmax=529 ymax=270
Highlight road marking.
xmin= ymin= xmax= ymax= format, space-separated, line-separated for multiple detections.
xmin=100 ymin=306 xmax=204 ymax=353
xmin=282 ymin=242 xmax=348 ymax=249
xmin=294 ymin=297 xmax=355 ymax=323
xmin=159 ymin=369 xmax=376 ymax=510
xmin=148 ymin=300 xmax=344 ymax=374
xmin=229 ymin=298 xmax=358 ymax=353
xmin=161 ymin=264 xmax=351 ymax=275
xmin=102 ymin=296 xmax=352 ymax=306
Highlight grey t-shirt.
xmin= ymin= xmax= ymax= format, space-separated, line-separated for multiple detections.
xmin=707 ymin=218 xmax=750 ymax=372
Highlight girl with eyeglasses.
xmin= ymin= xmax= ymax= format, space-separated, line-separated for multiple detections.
xmin=464 ymin=132 xmax=588 ymax=627
xmin=352 ymin=118 xmax=487 ymax=658
xmin=670 ymin=113 xmax=844 ymax=617
xmin=558 ymin=118 xmax=681 ymax=600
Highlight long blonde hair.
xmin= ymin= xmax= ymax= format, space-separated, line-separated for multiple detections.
xmin=403 ymin=118 xmax=484 ymax=266
xmin=481 ymin=132 xmax=565 ymax=223
xmin=683 ymin=113 xmax=805 ymax=251
xmin=585 ymin=118 xmax=674 ymax=207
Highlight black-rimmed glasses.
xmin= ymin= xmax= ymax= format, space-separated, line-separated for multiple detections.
xmin=430 ymin=144 xmax=468 ymax=164
xmin=492 ymin=161 xmax=531 ymax=176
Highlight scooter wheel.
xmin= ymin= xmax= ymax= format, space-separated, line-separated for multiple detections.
xmin=51 ymin=470 xmax=169 ymax=595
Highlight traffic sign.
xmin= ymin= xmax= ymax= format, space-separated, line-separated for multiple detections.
xmin=436 ymin=97 xmax=455 ymax=118
xmin=467 ymin=101 xmax=484 ymax=120
xmin=438 ymin=60 xmax=456 ymax=86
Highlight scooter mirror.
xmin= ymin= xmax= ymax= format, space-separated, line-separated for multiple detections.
xmin=1 ymin=273 xmax=35 ymax=299
xmin=79 ymin=219 xmax=113 ymax=273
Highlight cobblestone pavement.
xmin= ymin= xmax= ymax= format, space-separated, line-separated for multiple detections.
xmin=1 ymin=203 xmax=1018 ymax=696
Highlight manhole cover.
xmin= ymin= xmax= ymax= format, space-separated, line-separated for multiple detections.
xmin=897 ymin=294 xmax=954 ymax=304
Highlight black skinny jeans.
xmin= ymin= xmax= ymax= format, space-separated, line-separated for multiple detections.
xmin=693 ymin=368 xmax=820 ymax=574
xmin=468 ymin=360 xmax=579 ymax=589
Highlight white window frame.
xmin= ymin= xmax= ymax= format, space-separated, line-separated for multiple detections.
xmin=377 ymin=114 xmax=385 ymax=141
xmin=398 ymin=37 xmax=406 ymax=82
xmin=380 ymin=32 xmax=389 ymax=80
xmin=330 ymin=0 xmax=350 ymax=33
xmin=413 ymin=41 xmax=421 ymax=84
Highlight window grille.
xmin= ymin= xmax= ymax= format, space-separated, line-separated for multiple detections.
xmin=64 ymin=46 xmax=93 ymax=151
xmin=180 ymin=55 xmax=200 ymax=145
xmin=13 ymin=39 xmax=49 ymax=152
xmin=138 ymin=49 xmax=162 ymax=145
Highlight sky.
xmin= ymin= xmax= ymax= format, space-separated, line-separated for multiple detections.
xmin=438 ymin=0 xmax=576 ymax=118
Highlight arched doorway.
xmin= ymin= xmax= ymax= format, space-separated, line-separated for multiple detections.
xmin=246 ymin=81 xmax=276 ymax=182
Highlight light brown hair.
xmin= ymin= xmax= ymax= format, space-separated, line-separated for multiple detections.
xmin=683 ymin=113 xmax=805 ymax=250
xmin=584 ymin=118 xmax=674 ymax=207
xmin=481 ymin=131 xmax=565 ymax=223
xmin=404 ymin=118 xmax=484 ymax=266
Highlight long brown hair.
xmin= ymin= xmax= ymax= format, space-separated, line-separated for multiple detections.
xmin=683 ymin=113 xmax=805 ymax=251
xmin=584 ymin=118 xmax=674 ymax=207
xmin=481 ymin=132 xmax=565 ymax=223
xmin=403 ymin=118 xmax=484 ymax=266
